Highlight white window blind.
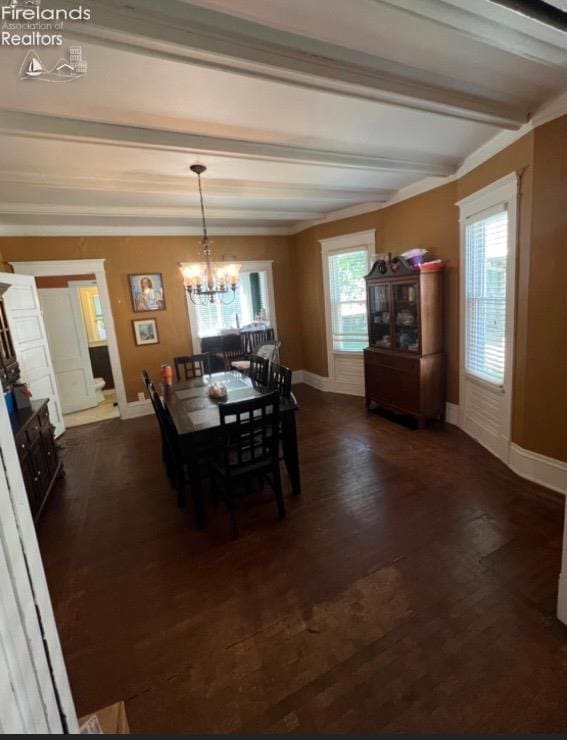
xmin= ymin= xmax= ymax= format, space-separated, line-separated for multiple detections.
xmin=328 ymin=248 xmax=369 ymax=351
xmin=465 ymin=208 xmax=508 ymax=385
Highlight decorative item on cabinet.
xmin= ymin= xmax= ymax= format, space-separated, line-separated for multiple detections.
xmin=11 ymin=399 xmax=64 ymax=524
xmin=364 ymin=255 xmax=445 ymax=428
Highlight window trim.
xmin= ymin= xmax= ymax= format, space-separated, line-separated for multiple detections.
xmin=320 ymin=229 xmax=375 ymax=369
xmin=456 ymin=172 xmax=518 ymax=440
xmin=182 ymin=260 xmax=277 ymax=354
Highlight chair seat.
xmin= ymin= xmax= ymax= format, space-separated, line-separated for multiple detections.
xmin=231 ymin=360 xmax=251 ymax=371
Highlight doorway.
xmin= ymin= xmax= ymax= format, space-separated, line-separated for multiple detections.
xmin=10 ymin=259 xmax=127 ymax=423
xmin=37 ymin=277 xmax=119 ymax=428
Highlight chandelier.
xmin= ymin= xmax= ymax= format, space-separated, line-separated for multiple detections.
xmin=180 ymin=164 xmax=240 ymax=305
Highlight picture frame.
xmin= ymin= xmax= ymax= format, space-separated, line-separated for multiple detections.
xmin=129 ymin=273 xmax=166 ymax=312
xmin=132 ymin=318 xmax=159 ymax=346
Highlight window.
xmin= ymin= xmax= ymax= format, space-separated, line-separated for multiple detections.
xmin=78 ymin=286 xmax=106 ymax=344
xmin=465 ymin=208 xmax=508 ymax=385
xmin=327 ymin=248 xmax=369 ymax=351
xmin=192 ymin=270 xmax=271 ymax=338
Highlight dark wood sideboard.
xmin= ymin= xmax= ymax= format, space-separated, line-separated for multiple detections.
xmin=10 ymin=399 xmax=63 ymax=523
xmin=364 ymin=258 xmax=445 ymax=427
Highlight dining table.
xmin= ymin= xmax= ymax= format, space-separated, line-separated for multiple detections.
xmin=164 ymin=370 xmax=301 ymax=527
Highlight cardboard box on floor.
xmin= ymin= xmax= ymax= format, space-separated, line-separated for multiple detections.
xmin=79 ymin=701 xmax=129 ymax=734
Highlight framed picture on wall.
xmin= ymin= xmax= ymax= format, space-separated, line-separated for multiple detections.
xmin=132 ymin=318 xmax=159 ymax=346
xmin=129 ymin=273 xmax=165 ymax=312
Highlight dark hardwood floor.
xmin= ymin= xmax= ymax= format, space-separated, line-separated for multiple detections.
xmin=38 ymin=384 xmax=567 ymax=733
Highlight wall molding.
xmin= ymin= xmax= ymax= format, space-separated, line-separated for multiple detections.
xmin=509 ymin=443 xmax=567 ymax=496
xmin=293 ymin=369 xmax=364 ymax=397
xmin=124 ymin=398 xmax=153 ymax=419
xmin=445 ymin=402 xmax=566 ymax=497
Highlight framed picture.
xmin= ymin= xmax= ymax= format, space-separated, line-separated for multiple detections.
xmin=132 ymin=318 xmax=159 ymax=346
xmin=129 ymin=273 xmax=165 ymax=312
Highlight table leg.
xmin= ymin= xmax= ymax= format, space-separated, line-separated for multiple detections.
xmin=282 ymin=410 xmax=301 ymax=495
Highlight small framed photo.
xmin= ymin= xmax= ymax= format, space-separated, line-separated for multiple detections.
xmin=132 ymin=318 xmax=159 ymax=346
xmin=129 ymin=273 xmax=165 ymax=312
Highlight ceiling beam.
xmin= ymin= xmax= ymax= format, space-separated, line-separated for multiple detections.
xmin=62 ymin=0 xmax=526 ymax=129
xmin=377 ymin=0 xmax=567 ymax=70
xmin=0 ymin=110 xmax=456 ymax=176
xmin=0 ymin=170 xmax=395 ymax=202
xmin=0 ymin=202 xmax=325 ymax=221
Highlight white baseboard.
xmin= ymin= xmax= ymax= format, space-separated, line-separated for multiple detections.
xmin=294 ymin=369 xmax=364 ymax=396
xmin=444 ymin=402 xmax=566 ymax=497
xmin=445 ymin=401 xmax=461 ymax=426
xmin=123 ymin=398 xmax=153 ymax=419
xmin=509 ymin=443 xmax=567 ymax=496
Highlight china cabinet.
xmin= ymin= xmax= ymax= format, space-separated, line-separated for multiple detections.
xmin=364 ymin=257 xmax=444 ymax=427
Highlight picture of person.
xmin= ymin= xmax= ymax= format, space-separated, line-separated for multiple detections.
xmin=129 ymin=273 xmax=165 ymax=312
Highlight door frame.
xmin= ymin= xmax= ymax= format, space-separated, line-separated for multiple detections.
xmin=0 ymin=384 xmax=78 ymax=732
xmin=320 ymin=229 xmax=375 ymax=396
xmin=456 ymin=172 xmax=519 ymax=463
xmin=10 ymin=259 xmax=127 ymax=419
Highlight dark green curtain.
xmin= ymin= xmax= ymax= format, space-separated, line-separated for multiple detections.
xmin=249 ymin=272 xmax=262 ymax=316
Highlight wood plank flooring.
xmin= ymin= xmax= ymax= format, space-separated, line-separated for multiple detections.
xmin=38 ymin=384 xmax=567 ymax=733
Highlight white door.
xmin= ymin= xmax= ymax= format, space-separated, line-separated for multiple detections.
xmin=39 ymin=287 xmax=98 ymax=415
xmin=0 ymin=381 xmax=78 ymax=732
xmin=0 ymin=273 xmax=65 ymax=437
xmin=458 ymin=175 xmax=518 ymax=463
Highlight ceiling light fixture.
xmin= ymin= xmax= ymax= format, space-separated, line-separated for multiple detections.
xmin=180 ymin=164 xmax=240 ymax=305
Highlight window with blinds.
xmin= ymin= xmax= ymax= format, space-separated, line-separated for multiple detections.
xmin=465 ymin=208 xmax=508 ymax=385
xmin=193 ymin=271 xmax=269 ymax=337
xmin=327 ymin=248 xmax=369 ymax=351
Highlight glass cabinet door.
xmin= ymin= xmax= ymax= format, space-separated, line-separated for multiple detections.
xmin=393 ymin=281 xmax=419 ymax=352
xmin=368 ymin=284 xmax=392 ymax=348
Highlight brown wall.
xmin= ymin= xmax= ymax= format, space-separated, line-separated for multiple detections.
xmin=292 ymin=128 xmax=567 ymax=460
xmin=523 ymin=117 xmax=567 ymax=462
xmin=0 ymin=236 xmax=302 ymax=402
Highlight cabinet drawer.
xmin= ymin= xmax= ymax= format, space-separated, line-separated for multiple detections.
xmin=365 ymin=361 xmax=420 ymax=411
xmin=26 ymin=419 xmax=42 ymax=446
xmin=38 ymin=404 xmax=51 ymax=428
xmin=15 ymin=433 xmax=28 ymax=460
xmin=364 ymin=349 xmax=419 ymax=375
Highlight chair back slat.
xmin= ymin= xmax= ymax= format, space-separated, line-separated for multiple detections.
xmin=174 ymin=353 xmax=210 ymax=381
xmin=248 ymin=354 xmax=269 ymax=386
xmin=219 ymin=391 xmax=279 ymax=471
xmin=269 ymin=362 xmax=292 ymax=399
xmin=222 ymin=348 xmax=245 ymax=371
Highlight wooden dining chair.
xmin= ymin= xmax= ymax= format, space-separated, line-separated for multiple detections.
xmin=255 ymin=339 xmax=281 ymax=365
xmin=269 ymin=362 xmax=292 ymax=399
xmin=174 ymin=353 xmax=211 ymax=381
xmin=222 ymin=348 xmax=245 ymax=371
xmin=210 ymin=391 xmax=285 ymax=536
xmin=248 ymin=354 xmax=269 ymax=385
xmin=148 ymin=380 xmax=187 ymax=507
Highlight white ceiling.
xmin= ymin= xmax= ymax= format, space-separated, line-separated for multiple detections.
xmin=0 ymin=0 xmax=566 ymax=235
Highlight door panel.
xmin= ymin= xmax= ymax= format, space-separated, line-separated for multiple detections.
xmin=0 ymin=273 xmax=65 ymax=437
xmin=39 ymin=287 xmax=97 ymax=415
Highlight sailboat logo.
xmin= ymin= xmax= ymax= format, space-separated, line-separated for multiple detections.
xmin=19 ymin=47 xmax=87 ymax=82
